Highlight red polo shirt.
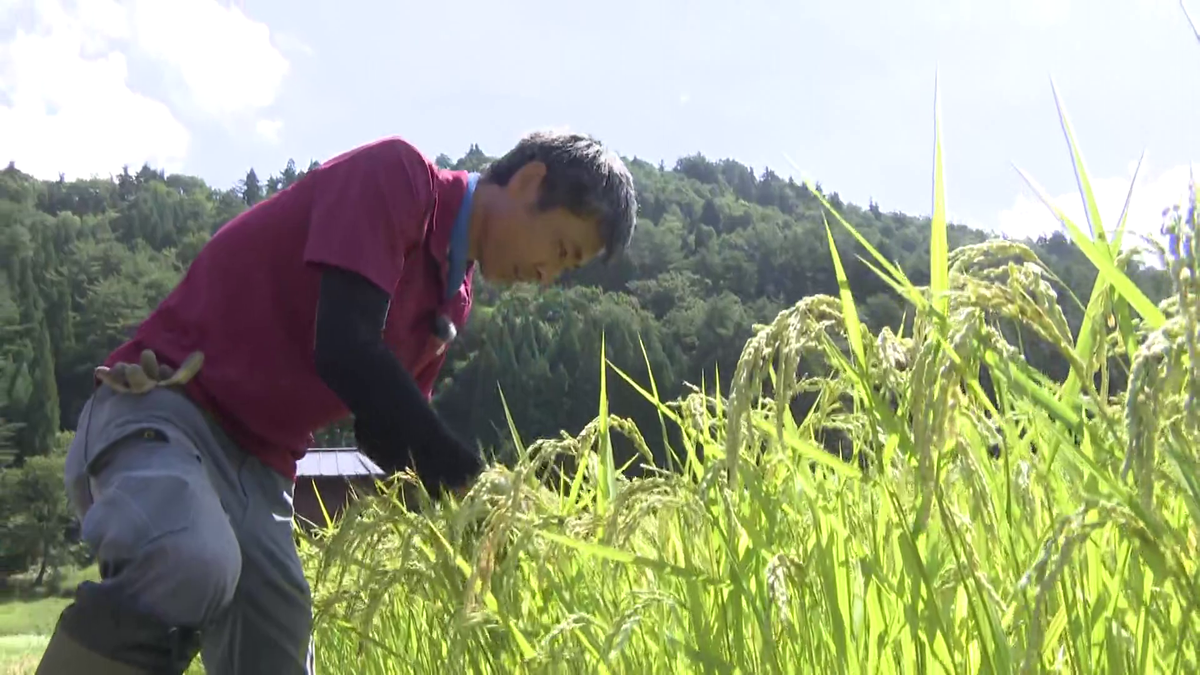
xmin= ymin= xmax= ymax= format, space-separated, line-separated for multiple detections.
xmin=103 ymin=137 xmax=476 ymax=481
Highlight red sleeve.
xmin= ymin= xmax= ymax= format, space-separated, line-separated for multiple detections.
xmin=303 ymin=140 xmax=434 ymax=294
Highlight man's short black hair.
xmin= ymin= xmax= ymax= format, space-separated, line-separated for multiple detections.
xmin=482 ymin=130 xmax=637 ymax=262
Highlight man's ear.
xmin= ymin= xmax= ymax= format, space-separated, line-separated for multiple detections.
xmin=507 ymin=161 xmax=547 ymax=202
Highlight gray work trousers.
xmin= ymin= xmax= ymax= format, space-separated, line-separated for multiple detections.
xmin=63 ymin=383 xmax=316 ymax=674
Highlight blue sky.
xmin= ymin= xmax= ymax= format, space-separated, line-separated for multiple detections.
xmin=2 ymin=0 xmax=1199 ymax=246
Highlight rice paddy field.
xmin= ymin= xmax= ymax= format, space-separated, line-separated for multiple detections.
xmin=295 ymin=86 xmax=1200 ymax=674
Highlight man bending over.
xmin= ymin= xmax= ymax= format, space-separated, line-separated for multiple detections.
xmin=35 ymin=130 xmax=638 ymax=675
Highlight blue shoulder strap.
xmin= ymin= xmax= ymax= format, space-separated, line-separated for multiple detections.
xmin=445 ymin=172 xmax=480 ymax=301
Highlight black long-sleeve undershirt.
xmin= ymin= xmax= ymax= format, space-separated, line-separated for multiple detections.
xmin=312 ymin=264 xmax=481 ymax=491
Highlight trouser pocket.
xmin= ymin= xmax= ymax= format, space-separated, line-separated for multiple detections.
xmin=79 ymin=427 xmax=243 ymax=628
xmin=64 ymin=386 xmax=193 ymax=520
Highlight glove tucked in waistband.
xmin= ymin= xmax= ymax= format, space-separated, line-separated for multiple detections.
xmin=94 ymin=349 xmax=205 ymax=395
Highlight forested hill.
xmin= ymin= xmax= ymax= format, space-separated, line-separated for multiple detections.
xmin=0 ymin=148 xmax=1171 ymax=468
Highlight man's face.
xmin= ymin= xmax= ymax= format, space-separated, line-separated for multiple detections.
xmin=478 ymin=163 xmax=606 ymax=286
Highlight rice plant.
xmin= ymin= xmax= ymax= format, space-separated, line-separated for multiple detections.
xmin=298 ymin=80 xmax=1200 ymax=674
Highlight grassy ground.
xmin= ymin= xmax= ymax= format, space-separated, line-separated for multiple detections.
xmin=0 ymin=565 xmax=207 ymax=674
xmin=0 ymin=596 xmax=207 ymax=675
xmin=0 ymin=598 xmax=69 ymax=639
xmin=0 ymin=566 xmax=86 ymax=675
xmin=0 ymin=635 xmax=48 ymax=675
xmin=0 ymin=594 xmax=67 ymax=675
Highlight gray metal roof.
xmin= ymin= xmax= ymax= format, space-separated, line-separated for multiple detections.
xmin=296 ymin=447 xmax=385 ymax=478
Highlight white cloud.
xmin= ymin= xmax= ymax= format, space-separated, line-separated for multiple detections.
xmin=128 ymin=0 xmax=288 ymax=119
xmin=255 ymin=117 xmax=282 ymax=144
xmin=0 ymin=0 xmax=188 ymax=180
xmin=1012 ymin=0 xmax=1071 ymax=29
xmin=995 ymin=158 xmax=1196 ymax=257
xmin=272 ymin=30 xmax=313 ymax=58
xmin=1133 ymin=0 xmax=1195 ymax=20
xmin=906 ymin=0 xmax=1071 ymax=29
xmin=0 ymin=0 xmax=289 ymax=180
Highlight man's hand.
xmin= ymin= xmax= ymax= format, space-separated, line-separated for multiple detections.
xmin=449 ymin=483 xmax=472 ymax=501
xmin=353 ymin=414 xmax=482 ymax=499
xmin=95 ymin=350 xmax=204 ymax=394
